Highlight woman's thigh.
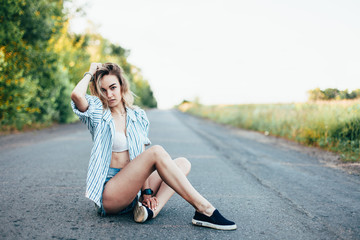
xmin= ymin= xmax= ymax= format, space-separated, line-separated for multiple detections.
xmin=102 ymin=145 xmax=166 ymax=213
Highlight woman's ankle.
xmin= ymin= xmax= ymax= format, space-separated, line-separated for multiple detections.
xmin=196 ymin=205 xmax=215 ymax=217
xmin=152 ymin=208 xmax=160 ymax=218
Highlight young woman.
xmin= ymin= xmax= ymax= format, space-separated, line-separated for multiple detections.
xmin=70 ymin=62 xmax=236 ymax=230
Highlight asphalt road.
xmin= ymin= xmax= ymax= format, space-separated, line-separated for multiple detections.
xmin=1 ymin=109 xmax=359 ymax=240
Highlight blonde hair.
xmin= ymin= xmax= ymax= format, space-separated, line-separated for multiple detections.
xmin=89 ymin=62 xmax=135 ymax=109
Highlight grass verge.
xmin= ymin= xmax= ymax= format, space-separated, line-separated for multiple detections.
xmin=178 ymin=99 xmax=360 ymax=162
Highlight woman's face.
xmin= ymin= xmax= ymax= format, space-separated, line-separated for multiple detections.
xmin=100 ymin=74 xmax=122 ymax=108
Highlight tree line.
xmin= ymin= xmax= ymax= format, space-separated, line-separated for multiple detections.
xmin=308 ymin=88 xmax=360 ymax=101
xmin=0 ymin=0 xmax=157 ymax=131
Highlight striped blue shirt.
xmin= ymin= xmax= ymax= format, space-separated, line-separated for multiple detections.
xmin=71 ymin=94 xmax=151 ymax=207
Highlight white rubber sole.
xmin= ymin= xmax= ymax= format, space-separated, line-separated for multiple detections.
xmin=133 ymin=202 xmax=148 ymax=223
xmin=192 ymin=219 xmax=237 ymax=230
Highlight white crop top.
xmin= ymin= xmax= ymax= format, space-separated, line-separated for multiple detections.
xmin=112 ymin=131 xmax=129 ymax=152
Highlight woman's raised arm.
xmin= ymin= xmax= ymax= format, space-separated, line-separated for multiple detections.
xmin=71 ymin=63 xmax=102 ymax=112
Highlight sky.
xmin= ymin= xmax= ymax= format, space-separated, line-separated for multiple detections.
xmin=69 ymin=0 xmax=360 ymax=109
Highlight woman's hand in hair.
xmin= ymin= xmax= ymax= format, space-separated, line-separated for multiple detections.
xmin=71 ymin=63 xmax=101 ymax=111
xmin=89 ymin=62 xmax=102 ymax=75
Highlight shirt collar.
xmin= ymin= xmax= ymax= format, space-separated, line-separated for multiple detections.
xmin=103 ymin=108 xmax=112 ymax=123
xmin=126 ymin=106 xmax=136 ymax=121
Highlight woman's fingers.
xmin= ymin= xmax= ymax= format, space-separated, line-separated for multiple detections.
xmin=142 ymin=197 xmax=158 ymax=210
xmin=148 ymin=198 xmax=155 ymax=210
xmin=152 ymin=197 xmax=159 ymax=210
xmin=153 ymin=197 xmax=159 ymax=207
xmin=89 ymin=62 xmax=102 ymax=75
xmin=142 ymin=198 xmax=151 ymax=208
xmin=151 ymin=198 xmax=157 ymax=210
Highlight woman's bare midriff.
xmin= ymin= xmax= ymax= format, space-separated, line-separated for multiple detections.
xmin=110 ymin=151 xmax=130 ymax=169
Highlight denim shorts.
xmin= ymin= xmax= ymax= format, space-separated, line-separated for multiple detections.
xmin=96 ymin=167 xmax=138 ymax=217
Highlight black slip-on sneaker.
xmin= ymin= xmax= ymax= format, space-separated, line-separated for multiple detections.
xmin=192 ymin=209 xmax=237 ymax=230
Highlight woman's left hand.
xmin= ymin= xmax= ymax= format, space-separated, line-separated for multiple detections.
xmin=142 ymin=195 xmax=158 ymax=211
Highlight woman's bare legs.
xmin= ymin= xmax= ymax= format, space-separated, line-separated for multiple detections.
xmin=146 ymin=157 xmax=191 ymax=218
xmin=102 ymin=145 xmax=215 ymax=216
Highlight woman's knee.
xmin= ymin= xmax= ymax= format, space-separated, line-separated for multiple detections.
xmin=148 ymin=145 xmax=168 ymax=160
xmin=175 ymin=157 xmax=191 ymax=175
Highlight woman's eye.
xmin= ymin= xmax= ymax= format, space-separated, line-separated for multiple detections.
xmin=111 ymin=86 xmax=116 ymax=90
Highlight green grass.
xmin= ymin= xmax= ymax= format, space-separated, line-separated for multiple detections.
xmin=178 ymin=100 xmax=360 ymax=162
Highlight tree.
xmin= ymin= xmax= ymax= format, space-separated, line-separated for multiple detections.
xmin=350 ymin=89 xmax=360 ymax=99
xmin=338 ymin=89 xmax=350 ymax=100
xmin=0 ymin=0 xmax=157 ymax=131
xmin=307 ymin=87 xmax=360 ymax=101
xmin=0 ymin=0 xmax=66 ymax=129
xmin=307 ymin=88 xmax=325 ymax=101
xmin=322 ymin=88 xmax=340 ymax=100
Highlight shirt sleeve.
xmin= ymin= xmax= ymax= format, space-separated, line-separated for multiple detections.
xmin=71 ymin=94 xmax=103 ymax=132
xmin=137 ymin=108 xmax=151 ymax=146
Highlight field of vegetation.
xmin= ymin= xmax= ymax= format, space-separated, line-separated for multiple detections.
xmin=178 ymin=99 xmax=360 ymax=162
